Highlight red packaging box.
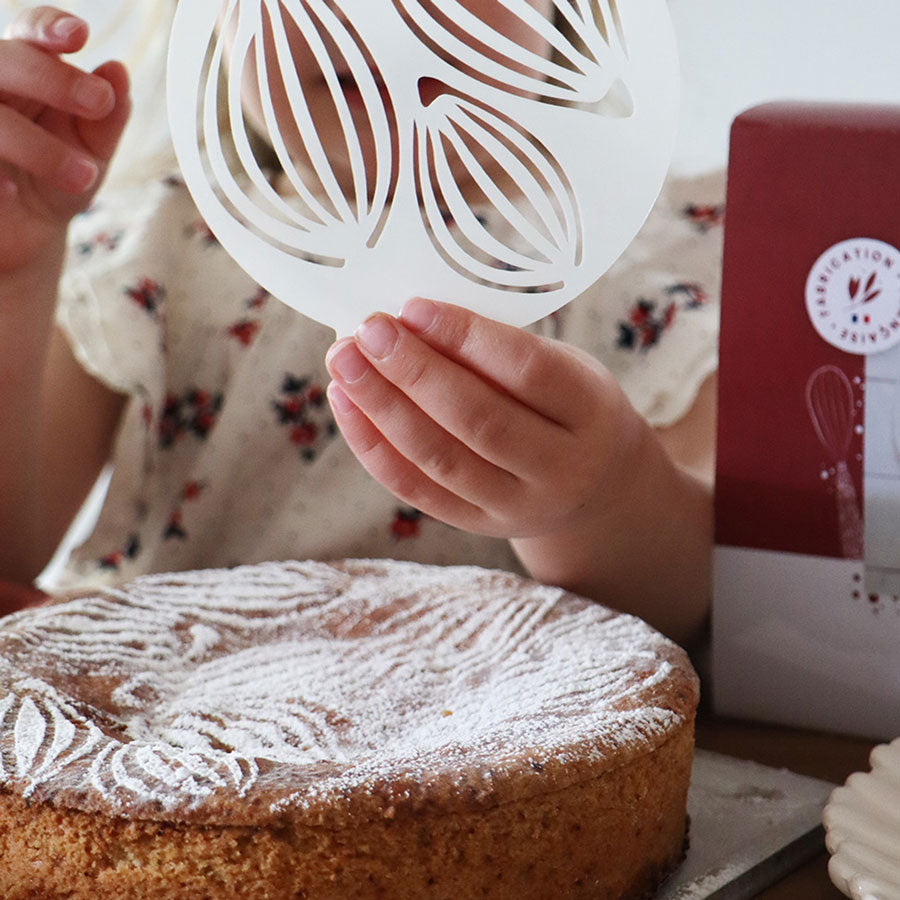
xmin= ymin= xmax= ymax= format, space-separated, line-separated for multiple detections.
xmin=712 ymin=102 xmax=900 ymax=739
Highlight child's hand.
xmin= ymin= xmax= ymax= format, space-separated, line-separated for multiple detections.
xmin=325 ymin=299 xmax=637 ymax=540
xmin=0 ymin=6 xmax=130 ymax=272
xmin=326 ymin=298 xmax=713 ymax=644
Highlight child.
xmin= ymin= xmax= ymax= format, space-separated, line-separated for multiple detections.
xmin=0 ymin=5 xmax=721 ymax=646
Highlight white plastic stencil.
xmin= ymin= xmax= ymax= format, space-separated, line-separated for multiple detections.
xmin=167 ymin=0 xmax=679 ymax=336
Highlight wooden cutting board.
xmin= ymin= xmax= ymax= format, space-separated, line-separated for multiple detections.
xmin=658 ymin=750 xmax=835 ymax=899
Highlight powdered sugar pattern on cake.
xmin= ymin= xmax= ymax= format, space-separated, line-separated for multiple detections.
xmin=0 ymin=560 xmax=689 ymax=824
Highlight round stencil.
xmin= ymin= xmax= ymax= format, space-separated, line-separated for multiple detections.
xmin=167 ymin=0 xmax=679 ymax=336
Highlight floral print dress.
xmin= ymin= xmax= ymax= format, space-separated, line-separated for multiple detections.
xmin=52 ymin=169 xmax=724 ymax=590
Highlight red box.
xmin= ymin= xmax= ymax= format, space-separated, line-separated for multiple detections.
xmin=713 ymin=102 xmax=900 ymax=739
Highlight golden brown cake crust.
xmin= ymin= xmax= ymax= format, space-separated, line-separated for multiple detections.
xmin=0 ymin=726 xmax=693 ymax=900
xmin=0 ymin=559 xmax=698 ymax=899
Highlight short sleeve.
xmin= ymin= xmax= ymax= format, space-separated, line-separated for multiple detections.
xmin=56 ymin=178 xmax=182 ymax=401
xmin=539 ymin=169 xmax=725 ymax=426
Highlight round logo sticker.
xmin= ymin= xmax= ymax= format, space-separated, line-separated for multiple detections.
xmin=805 ymin=237 xmax=900 ymax=355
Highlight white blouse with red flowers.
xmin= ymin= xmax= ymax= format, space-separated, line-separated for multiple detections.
xmin=52 ymin=169 xmax=724 ymax=590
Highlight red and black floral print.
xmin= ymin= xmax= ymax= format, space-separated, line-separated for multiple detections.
xmin=99 ymin=533 xmax=140 ymax=570
xmin=273 ymin=374 xmax=337 ymax=462
xmin=159 ymin=389 xmax=224 ymax=448
xmin=683 ymin=201 xmax=725 ymax=233
xmin=163 ymin=481 xmax=208 ymax=541
xmin=124 ymin=277 xmax=165 ymax=317
xmin=246 ymin=286 xmax=269 ymax=310
xmin=617 ymin=281 xmax=709 ymax=351
xmin=227 ymin=319 xmax=261 ymax=346
xmin=76 ymin=229 xmax=123 ymax=257
xmin=666 ymin=281 xmax=707 ymax=309
xmin=186 ymin=218 xmax=218 ymax=247
xmin=618 ymin=298 xmax=675 ymax=350
xmin=226 ymin=286 xmax=270 ymax=346
xmin=390 ymin=507 xmax=424 ymax=539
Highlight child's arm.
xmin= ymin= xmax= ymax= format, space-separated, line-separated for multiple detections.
xmin=326 ymin=299 xmax=712 ymax=646
xmin=512 ymin=374 xmax=714 ymax=647
xmin=0 ymin=8 xmax=130 ymax=583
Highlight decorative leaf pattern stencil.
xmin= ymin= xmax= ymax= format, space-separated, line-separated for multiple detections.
xmin=168 ymin=0 xmax=678 ymax=334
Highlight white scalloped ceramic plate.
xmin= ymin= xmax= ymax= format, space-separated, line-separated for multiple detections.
xmin=824 ymin=737 xmax=900 ymax=900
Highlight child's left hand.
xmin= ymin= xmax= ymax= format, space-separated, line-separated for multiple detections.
xmin=325 ymin=298 xmax=637 ymax=541
xmin=326 ymin=298 xmax=713 ymax=645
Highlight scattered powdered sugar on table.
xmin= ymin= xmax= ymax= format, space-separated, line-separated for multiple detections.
xmin=0 ymin=560 xmax=688 ymax=821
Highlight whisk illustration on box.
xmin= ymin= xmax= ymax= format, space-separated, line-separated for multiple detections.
xmin=806 ymin=365 xmax=863 ymax=559
xmin=167 ymin=0 xmax=679 ymax=336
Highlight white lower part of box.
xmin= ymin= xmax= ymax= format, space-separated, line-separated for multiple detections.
xmin=864 ymin=348 xmax=900 ymax=597
xmin=712 ymin=545 xmax=900 ymax=740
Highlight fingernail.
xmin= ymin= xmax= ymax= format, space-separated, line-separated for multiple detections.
xmin=326 ymin=341 xmax=370 ymax=383
xmin=356 ymin=314 xmax=398 ymax=359
xmin=72 ymin=76 xmax=114 ymax=115
xmin=63 ymin=155 xmax=99 ymax=193
xmin=327 ymin=383 xmax=355 ymax=415
xmin=50 ymin=16 xmax=82 ymax=41
xmin=400 ymin=298 xmax=438 ymax=333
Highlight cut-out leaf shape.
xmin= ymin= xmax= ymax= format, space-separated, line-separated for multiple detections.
xmin=178 ymin=0 xmax=397 ymax=265
xmin=415 ymin=92 xmax=580 ymax=291
xmin=394 ymin=0 xmax=631 ymax=107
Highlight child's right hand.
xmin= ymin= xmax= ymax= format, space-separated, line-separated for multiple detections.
xmin=0 ymin=6 xmax=130 ymax=273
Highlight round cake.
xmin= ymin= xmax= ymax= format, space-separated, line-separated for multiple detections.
xmin=0 ymin=559 xmax=698 ymax=899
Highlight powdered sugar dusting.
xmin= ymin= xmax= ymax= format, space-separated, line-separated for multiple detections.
xmin=13 ymin=697 xmax=45 ymax=778
xmin=0 ymin=560 xmax=694 ymax=824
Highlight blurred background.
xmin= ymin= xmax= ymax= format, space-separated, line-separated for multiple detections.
xmin=1 ymin=0 xmax=898 ymax=585
xmin=1 ymin=0 xmax=898 ymax=178
xmin=668 ymin=0 xmax=900 ymax=172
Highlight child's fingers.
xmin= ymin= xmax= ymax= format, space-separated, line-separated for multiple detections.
xmin=399 ymin=298 xmax=613 ymax=431
xmin=2 ymin=7 xmax=88 ymax=54
xmin=330 ymin=316 xmax=568 ymax=482
xmin=75 ymin=59 xmax=130 ymax=162
xmin=326 ymin=338 xmax=519 ymax=507
xmin=326 ymin=383 xmax=495 ymax=533
xmin=0 ymin=103 xmax=98 ymax=193
xmin=0 ymin=37 xmax=114 ymax=120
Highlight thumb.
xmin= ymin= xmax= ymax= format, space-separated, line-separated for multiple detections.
xmin=76 ymin=59 xmax=131 ymax=165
